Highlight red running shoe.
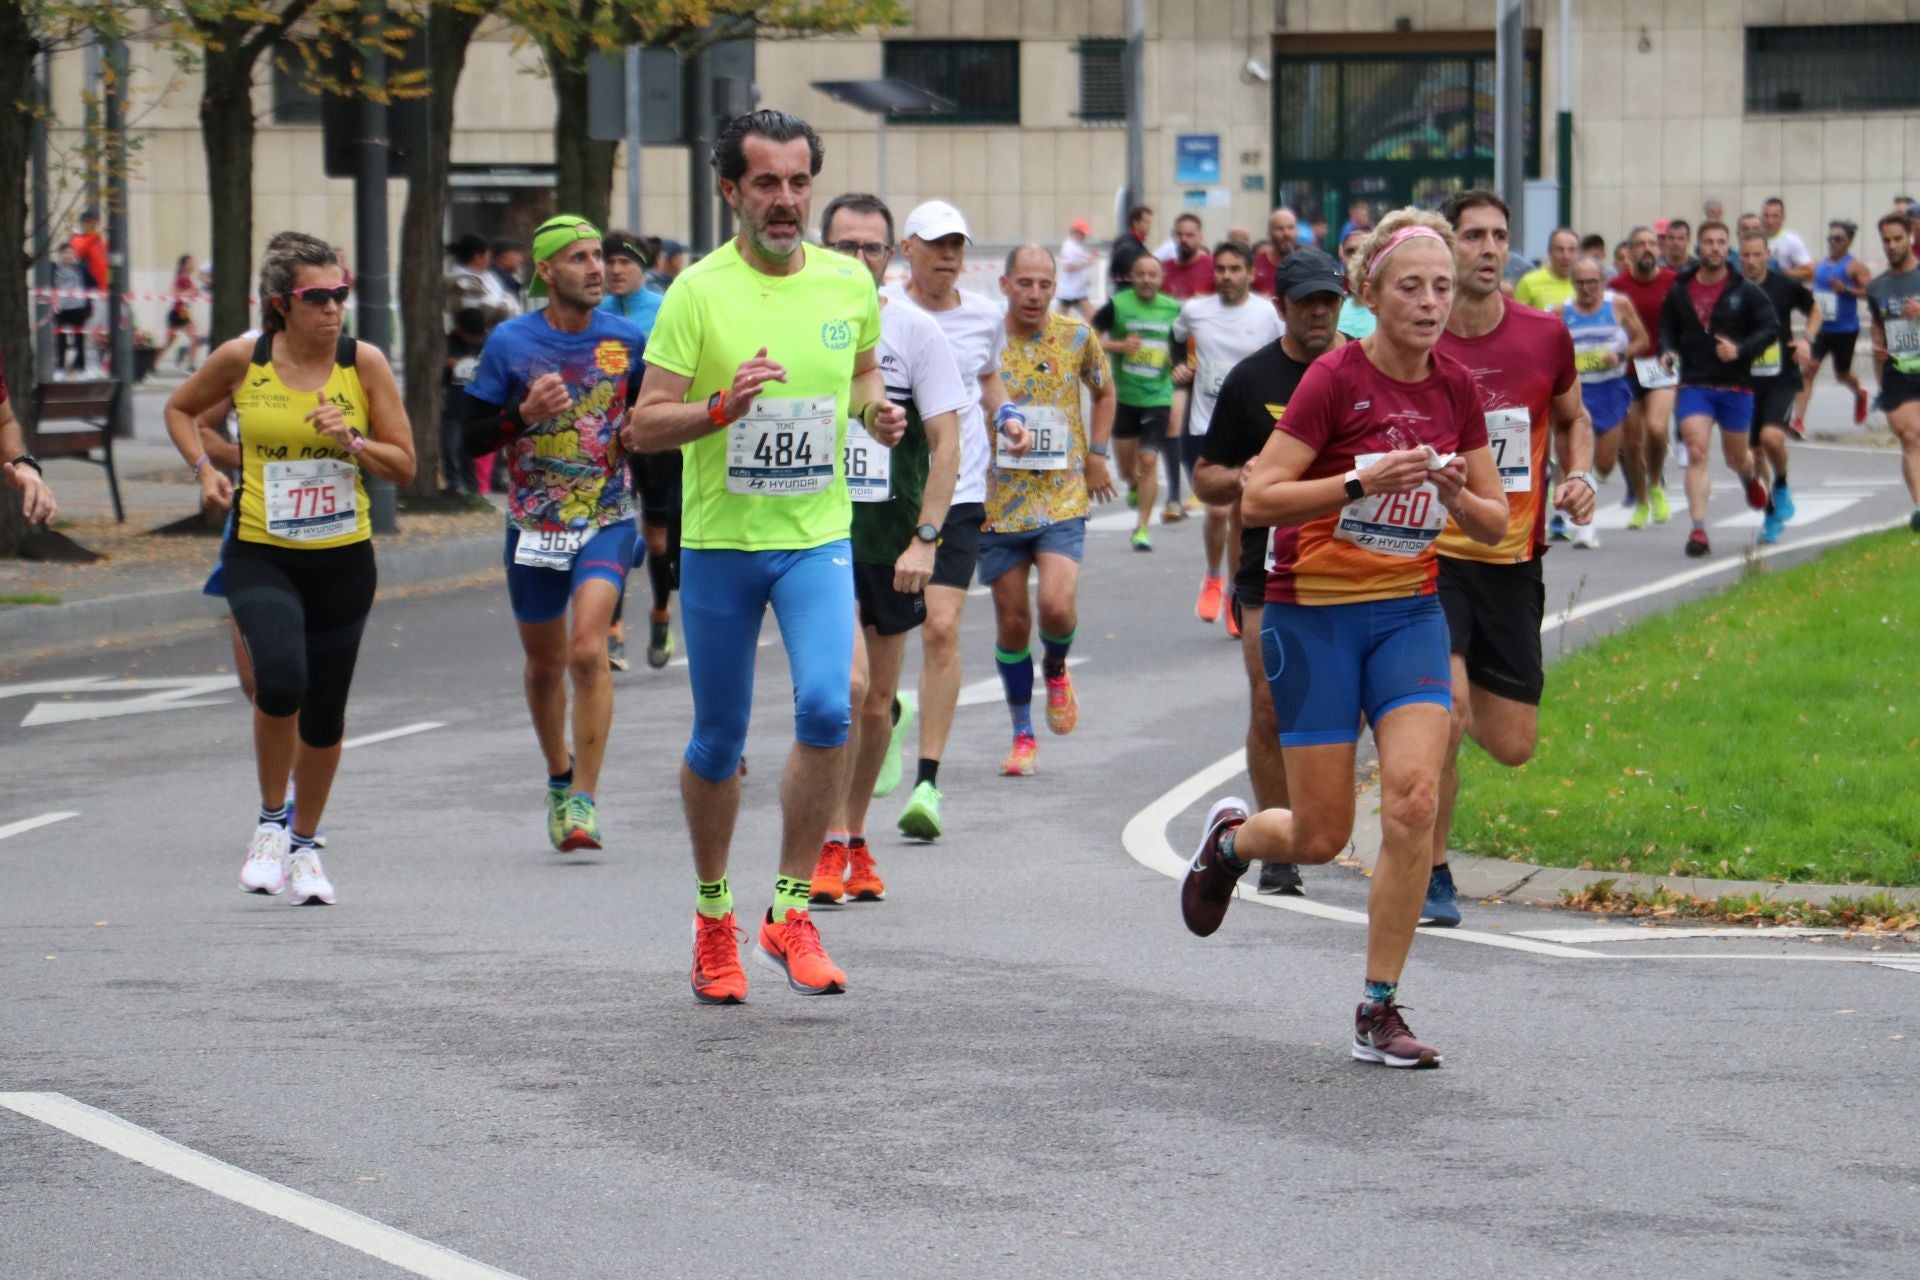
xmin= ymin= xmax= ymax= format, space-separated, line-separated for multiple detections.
xmin=1353 ymin=999 xmax=1442 ymax=1068
xmin=691 ymin=912 xmax=748 ymax=1005
xmin=1742 ymin=473 xmax=1770 ymax=510
xmin=756 ymin=908 xmax=847 ymax=994
xmin=1854 ymin=387 xmax=1869 ymax=425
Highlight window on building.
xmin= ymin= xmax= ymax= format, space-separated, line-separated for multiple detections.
xmin=1745 ymin=24 xmax=1920 ymax=114
xmin=1077 ymin=39 xmax=1126 ymax=123
xmin=270 ymin=48 xmax=324 ymax=126
xmin=882 ymin=40 xmax=1020 ymax=125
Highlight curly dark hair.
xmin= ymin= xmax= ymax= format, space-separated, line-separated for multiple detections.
xmin=712 ymin=110 xmax=824 ymax=184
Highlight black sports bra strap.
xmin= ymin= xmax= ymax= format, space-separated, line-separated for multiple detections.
xmin=251 ymin=331 xmax=274 ymax=365
xmin=335 ymin=334 xmax=358 ymax=368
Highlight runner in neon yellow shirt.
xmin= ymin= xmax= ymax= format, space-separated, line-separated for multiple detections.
xmin=626 ymin=110 xmax=906 ymax=1005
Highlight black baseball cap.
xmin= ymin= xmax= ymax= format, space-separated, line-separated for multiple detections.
xmin=1276 ymin=248 xmax=1346 ymax=300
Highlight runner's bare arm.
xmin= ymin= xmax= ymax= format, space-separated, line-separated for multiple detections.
xmin=1549 ymin=381 xmax=1596 ymax=521
xmin=0 ymin=397 xmax=56 ymax=523
xmin=1243 ymin=431 xmax=1429 ymax=526
xmin=1083 ymin=369 xmax=1117 ymax=501
xmin=1435 ymin=447 xmax=1506 ymax=544
xmin=340 ymin=344 xmax=417 ymax=485
xmin=1619 ymin=302 xmax=1650 ymax=362
xmin=895 ymin=406 xmax=960 ymax=594
xmin=164 ymin=338 xmax=255 ymax=509
xmin=625 ymin=349 xmax=789 ymax=452
xmin=850 ymin=347 xmax=907 ymax=447
xmin=196 ymin=398 xmax=239 ymax=471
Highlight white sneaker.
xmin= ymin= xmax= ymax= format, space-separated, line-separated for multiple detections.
xmin=239 ymin=823 xmax=290 ymax=894
xmin=1570 ymin=522 xmax=1600 ymax=550
xmin=286 ymin=849 xmax=336 ymax=906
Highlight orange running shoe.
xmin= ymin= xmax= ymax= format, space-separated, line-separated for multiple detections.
xmin=756 ymin=908 xmax=846 ymax=994
xmin=811 ymin=839 xmax=848 ymax=904
xmin=1001 ymin=733 xmax=1038 ymax=776
xmin=1044 ymin=671 xmax=1078 ymax=736
xmin=690 ymin=912 xmax=748 ymax=1005
xmin=1224 ymin=595 xmax=1243 ymax=639
xmin=1196 ymin=574 xmax=1224 ymax=623
xmin=844 ymin=842 xmax=886 ymax=901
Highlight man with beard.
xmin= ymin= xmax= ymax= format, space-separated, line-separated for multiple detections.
xmin=626 ymin=112 xmax=908 ymax=1003
xmin=1251 ymin=206 xmax=1300 ymax=298
xmin=1608 ymin=225 xmax=1679 ymax=528
xmin=1865 ymin=211 xmax=1920 ymax=531
xmin=1190 ymin=247 xmax=1349 ymax=898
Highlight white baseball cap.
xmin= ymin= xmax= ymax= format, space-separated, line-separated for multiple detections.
xmin=903 ymin=200 xmax=972 ymax=243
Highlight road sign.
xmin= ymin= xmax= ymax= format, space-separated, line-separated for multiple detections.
xmin=587 ymin=47 xmax=684 ymax=144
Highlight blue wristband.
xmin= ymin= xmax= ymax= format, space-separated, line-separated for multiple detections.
xmin=994 ymin=402 xmax=1026 ymax=436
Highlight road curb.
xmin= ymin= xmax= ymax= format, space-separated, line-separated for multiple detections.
xmin=1345 ymin=783 xmax=1920 ymax=909
xmin=1 ymin=534 xmax=503 ymax=661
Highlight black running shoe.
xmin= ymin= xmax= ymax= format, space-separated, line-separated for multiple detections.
xmin=1256 ymin=860 xmax=1304 ymax=896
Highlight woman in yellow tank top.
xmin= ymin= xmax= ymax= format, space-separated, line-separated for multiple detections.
xmin=164 ymin=232 xmax=414 ymax=906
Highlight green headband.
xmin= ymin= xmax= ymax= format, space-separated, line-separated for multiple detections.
xmin=528 ymin=215 xmax=601 ymax=298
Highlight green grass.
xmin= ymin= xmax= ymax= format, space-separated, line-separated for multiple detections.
xmin=0 ymin=591 xmax=61 ymax=606
xmin=1454 ymin=529 xmax=1920 ymax=887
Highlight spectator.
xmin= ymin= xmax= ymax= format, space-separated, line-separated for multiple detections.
xmin=50 ymin=244 xmax=93 ymax=376
xmin=1108 ymin=204 xmax=1154 ymax=288
xmin=69 ymin=209 xmax=107 ymax=298
xmin=155 ymin=253 xmax=203 ymax=372
xmin=488 ymin=238 xmax=527 ymax=311
xmin=441 ymin=305 xmax=487 ymax=497
xmin=1057 ymin=218 xmax=1094 ymax=322
xmin=444 ymin=233 xmax=515 ymax=332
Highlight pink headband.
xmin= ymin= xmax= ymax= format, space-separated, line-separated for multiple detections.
xmin=1365 ymin=226 xmax=1447 ymax=279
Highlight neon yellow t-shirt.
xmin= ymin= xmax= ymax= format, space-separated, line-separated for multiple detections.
xmin=1513 ymin=267 xmax=1575 ymax=313
xmin=644 ymin=241 xmax=881 ymax=551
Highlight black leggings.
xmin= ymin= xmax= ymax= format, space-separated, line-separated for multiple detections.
xmin=223 ymin=539 xmax=377 ymax=748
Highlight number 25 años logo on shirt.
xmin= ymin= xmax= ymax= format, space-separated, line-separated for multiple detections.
xmin=820 ymin=319 xmax=853 ymax=351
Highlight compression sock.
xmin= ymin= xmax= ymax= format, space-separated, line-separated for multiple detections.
xmin=996 ymin=645 xmax=1035 ymax=737
xmin=695 ymin=875 xmax=732 ymax=919
xmin=1040 ymin=628 xmax=1075 ymax=682
xmin=259 ymin=802 xmax=290 ymax=828
xmin=916 ymin=758 xmax=940 ymax=788
xmin=771 ymin=875 xmax=812 ymax=922
xmin=647 ymin=553 xmax=675 ymax=614
xmin=1364 ymin=978 xmax=1399 ymax=1005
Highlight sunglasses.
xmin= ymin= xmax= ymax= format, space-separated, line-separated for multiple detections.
xmin=829 ymin=240 xmax=892 ymax=261
xmin=286 ymin=285 xmax=350 ymax=306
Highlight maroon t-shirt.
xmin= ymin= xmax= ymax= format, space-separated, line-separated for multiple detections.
xmin=1251 ymin=246 xmax=1283 ymax=297
xmin=1607 ymin=267 xmax=1675 ymax=342
xmin=1159 ymin=251 xmax=1215 ymax=301
xmin=1688 ymin=276 xmax=1728 ymax=331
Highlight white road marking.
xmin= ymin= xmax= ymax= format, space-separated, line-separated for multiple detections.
xmin=1714 ymin=495 xmax=1862 ymax=529
xmin=0 ymin=1092 xmax=524 ymax=1280
xmin=1516 ymin=925 xmax=1847 ymax=944
xmin=956 ymin=657 xmax=1088 ymax=708
xmin=1117 ymin=747 xmax=1601 ymax=958
xmin=341 ymin=721 xmax=446 ymax=751
xmin=0 ymin=812 xmax=79 ymax=843
xmin=9 ymin=676 xmax=239 ymax=728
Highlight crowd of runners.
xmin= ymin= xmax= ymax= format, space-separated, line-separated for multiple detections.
xmin=19 ymin=106 xmax=1900 ymax=1070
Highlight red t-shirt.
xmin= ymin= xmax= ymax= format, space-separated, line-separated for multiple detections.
xmin=1160 ymin=251 xmax=1215 ymax=301
xmin=1265 ymin=342 xmax=1489 ymax=606
xmin=1251 ymin=245 xmax=1284 ymax=297
xmin=1433 ymin=301 xmax=1577 ymax=564
xmin=70 ymin=232 xmax=107 ymax=292
xmin=1607 ymin=267 xmax=1675 ymax=341
xmin=1688 ymin=275 xmax=1728 ymax=331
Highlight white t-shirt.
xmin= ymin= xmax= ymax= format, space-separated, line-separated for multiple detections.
xmin=880 ymin=281 xmax=1006 ymax=506
xmin=1769 ymin=230 xmax=1813 ymax=272
xmin=1058 ymin=237 xmax=1092 ymax=301
xmin=877 ymin=297 xmax=971 ymax=429
xmin=1173 ymin=293 xmax=1285 ymax=434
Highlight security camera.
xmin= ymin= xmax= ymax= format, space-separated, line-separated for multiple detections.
xmin=1242 ymin=58 xmax=1271 ymax=84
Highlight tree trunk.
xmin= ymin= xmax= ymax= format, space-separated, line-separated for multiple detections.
xmin=0 ymin=9 xmax=40 ymax=556
xmin=398 ymin=3 xmax=486 ymax=498
xmin=199 ymin=40 xmax=259 ymax=345
xmin=546 ymin=47 xmax=616 ymax=231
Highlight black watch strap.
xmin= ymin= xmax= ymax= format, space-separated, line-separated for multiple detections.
xmin=915 ymin=522 xmax=940 ymax=544
xmin=1343 ymin=471 xmax=1365 ymax=501
xmin=8 ymin=454 xmax=42 ymax=476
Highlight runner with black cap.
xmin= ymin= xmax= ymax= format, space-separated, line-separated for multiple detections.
xmin=463 ymin=214 xmax=647 ymax=853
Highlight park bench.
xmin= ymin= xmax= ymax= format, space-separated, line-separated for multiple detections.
xmin=31 ymin=378 xmax=124 ymax=523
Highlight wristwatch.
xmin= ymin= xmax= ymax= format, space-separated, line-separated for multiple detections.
xmin=914 ymin=523 xmax=940 ymax=545
xmin=706 ymin=390 xmax=731 ymax=427
xmin=1566 ymin=470 xmax=1597 ymax=494
xmin=8 ymin=453 xmax=43 ymax=476
xmin=1088 ymin=442 xmax=1110 ymax=458
xmin=1343 ymin=470 xmax=1365 ymax=501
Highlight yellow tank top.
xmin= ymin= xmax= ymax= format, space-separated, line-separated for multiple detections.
xmin=232 ymin=333 xmax=373 ymax=548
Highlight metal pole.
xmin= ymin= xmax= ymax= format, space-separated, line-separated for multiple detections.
xmin=32 ymin=48 xmax=52 ymax=383
xmin=1122 ymin=0 xmax=1146 ymax=233
xmin=875 ymin=113 xmax=887 ymax=206
xmin=1556 ymin=0 xmax=1573 ymax=231
xmin=355 ymin=1 xmax=397 ymax=531
xmin=1495 ymin=0 xmax=1526 ymax=255
xmin=687 ymin=46 xmax=714 ymax=253
xmin=103 ymin=37 xmax=132 ymax=439
xmin=624 ymin=42 xmax=642 ymax=230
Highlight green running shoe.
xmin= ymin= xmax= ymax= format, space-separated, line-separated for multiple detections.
xmin=647 ymin=616 xmax=674 ymax=669
xmin=1626 ymin=502 xmax=1650 ymax=531
xmin=560 ymin=792 xmax=602 ymax=852
xmin=1131 ymin=528 xmax=1153 ymax=552
xmin=897 ymin=780 xmax=944 ymax=841
xmin=546 ymin=783 xmax=570 ymax=851
xmin=1648 ymin=484 xmax=1671 ymax=524
xmin=872 ymin=691 xmax=917 ymax=798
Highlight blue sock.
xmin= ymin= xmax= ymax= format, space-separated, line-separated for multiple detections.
xmin=548 ymin=766 xmax=573 ymax=790
xmin=1040 ymin=627 xmax=1075 ymax=681
xmin=259 ymin=802 xmax=289 ymax=827
xmin=996 ymin=645 xmax=1034 ymax=737
xmin=573 ymin=789 xmax=594 ymax=804
xmin=1364 ymin=979 xmax=1398 ymax=1005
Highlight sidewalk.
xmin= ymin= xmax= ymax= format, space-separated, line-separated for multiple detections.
xmin=1 ymin=387 xmax=505 ymax=662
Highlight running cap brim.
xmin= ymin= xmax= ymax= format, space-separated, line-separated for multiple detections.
xmin=529 ymin=215 xmax=602 ymax=298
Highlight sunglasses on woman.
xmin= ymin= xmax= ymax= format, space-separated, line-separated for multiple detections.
xmin=287 ymin=285 xmax=351 ymax=306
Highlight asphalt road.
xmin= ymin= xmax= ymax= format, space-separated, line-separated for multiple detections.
xmin=2 ymin=439 xmax=1916 ymax=1279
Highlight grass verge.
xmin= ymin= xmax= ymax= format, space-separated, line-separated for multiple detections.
xmin=0 ymin=591 xmax=62 ymax=606
xmin=1559 ymin=881 xmax=1919 ymax=933
xmin=1454 ymin=528 xmax=1920 ymax=886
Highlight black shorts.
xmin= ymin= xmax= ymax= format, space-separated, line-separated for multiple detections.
xmin=1751 ymin=378 xmax=1799 ymax=436
xmin=1883 ymin=366 xmax=1920 ymax=413
xmin=1437 ymin=556 xmax=1545 ymax=706
xmin=629 ymin=450 xmax=683 ymax=527
xmin=1113 ymin=404 xmax=1170 ymax=443
xmin=853 ymin=561 xmax=926 ymax=636
xmin=931 ymin=501 xmax=985 ymax=589
xmin=1811 ymin=329 xmax=1858 ymax=375
xmin=166 ymin=307 xmax=192 ymax=330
